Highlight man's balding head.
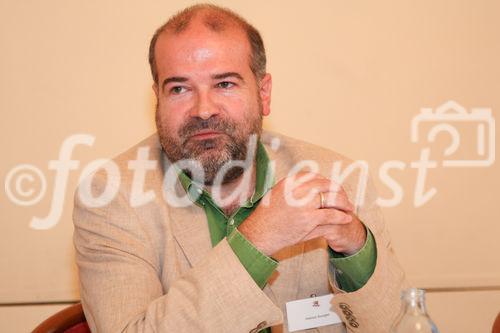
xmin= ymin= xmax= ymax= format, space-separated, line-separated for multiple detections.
xmin=148 ymin=4 xmax=266 ymax=84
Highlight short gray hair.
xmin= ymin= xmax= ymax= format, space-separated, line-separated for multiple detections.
xmin=148 ymin=4 xmax=266 ymax=84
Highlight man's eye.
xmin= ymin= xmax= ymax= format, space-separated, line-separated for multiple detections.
xmin=170 ymin=86 xmax=187 ymax=94
xmin=216 ymin=81 xmax=235 ymax=89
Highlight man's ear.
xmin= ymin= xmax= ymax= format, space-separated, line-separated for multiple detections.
xmin=259 ymin=73 xmax=272 ymax=116
xmin=152 ymin=83 xmax=159 ymax=98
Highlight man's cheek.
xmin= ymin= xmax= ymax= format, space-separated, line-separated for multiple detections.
xmin=159 ymin=107 xmax=181 ymax=129
xmin=224 ymin=100 xmax=251 ymax=121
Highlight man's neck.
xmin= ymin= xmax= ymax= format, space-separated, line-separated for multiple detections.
xmin=206 ymin=160 xmax=257 ymax=216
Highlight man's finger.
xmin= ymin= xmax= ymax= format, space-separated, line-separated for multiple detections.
xmin=319 ymin=191 xmax=354 ymax=212
xmin=313 ymin=209 xmax=352 ymax=226
xmin=298 ymin=178 xmax=352 ymax=211
xmin=302 ymin=224 xmax=342 ymax=242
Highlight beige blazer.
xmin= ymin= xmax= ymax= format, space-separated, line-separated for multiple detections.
xmin=73 ymin=130 xmax=407 ymax=333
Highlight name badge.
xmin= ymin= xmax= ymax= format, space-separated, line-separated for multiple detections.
xmin=285 ymin=294 xmax=342 ymax=332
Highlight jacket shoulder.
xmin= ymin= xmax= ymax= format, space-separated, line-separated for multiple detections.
xmin=77 ymin=133 xmax=162 ymax=193
xmin=261 ymin=130 xmax=355 ymax=165
xmin=111 ymin=133 xmax=161 ymax=169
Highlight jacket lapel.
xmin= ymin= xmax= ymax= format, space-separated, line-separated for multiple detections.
xmin=154 ymin=145 xmax=213 ymax=267
xmin=168 ymin=203 xmax=213 ymax=267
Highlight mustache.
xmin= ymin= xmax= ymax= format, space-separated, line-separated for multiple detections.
xmin=179 ymin=117 xmax=236 ymax=143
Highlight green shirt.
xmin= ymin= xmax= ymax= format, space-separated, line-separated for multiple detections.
xmin=176 ymin=140 xmax=376 ymax=331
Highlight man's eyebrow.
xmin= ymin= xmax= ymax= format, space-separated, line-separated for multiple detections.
xmin=162 ymin=76 xmax=188 ymax=90
xmin=212 ymin=72 xmax=244 ymax=82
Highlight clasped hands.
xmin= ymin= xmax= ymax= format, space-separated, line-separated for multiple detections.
xmin=238 ymin=172 xmax=366 ymax=257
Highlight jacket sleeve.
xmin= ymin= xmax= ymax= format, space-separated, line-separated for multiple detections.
xmin=73 ymin=173 xmax=283 ymax=333
xmin=328 ymin=175 xmax=409 ymax=333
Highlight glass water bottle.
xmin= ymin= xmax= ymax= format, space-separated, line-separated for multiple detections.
xmin=391 ymin=288 xmax=440 ymax=333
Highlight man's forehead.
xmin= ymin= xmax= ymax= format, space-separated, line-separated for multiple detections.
xmin=154 ymin=24 xmax=251 ymax=77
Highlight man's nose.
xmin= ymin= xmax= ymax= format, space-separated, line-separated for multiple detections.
xmin=190 ymin=91 xmax=220 ymax=120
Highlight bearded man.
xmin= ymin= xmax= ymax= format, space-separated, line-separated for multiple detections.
xmin=73 ymin=4 xmax=407 ymax=333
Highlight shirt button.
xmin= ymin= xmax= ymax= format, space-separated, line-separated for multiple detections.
xmin=228 ymin=218 xmax=235 ymax=226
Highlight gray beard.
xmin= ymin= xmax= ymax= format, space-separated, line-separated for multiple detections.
xmin=156 ymin=110 xmax=262 ymax=185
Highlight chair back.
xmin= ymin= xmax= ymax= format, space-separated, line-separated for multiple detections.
xmin=32 ymin=303 xmax=90 ymax=333
xmin=493 ymin=312 xmax=500 ymax=333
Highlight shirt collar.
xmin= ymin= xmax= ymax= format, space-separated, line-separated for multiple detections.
xmin=175 ymin=140 xmax=275 ymax=207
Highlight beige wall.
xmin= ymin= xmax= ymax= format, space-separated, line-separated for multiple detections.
xmin=1 ymin=0 xmax=499 ymax=332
